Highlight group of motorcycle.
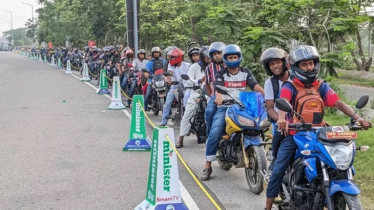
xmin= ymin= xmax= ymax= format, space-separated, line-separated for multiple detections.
xmin=214 ymin=82 xmax=371 ymax=209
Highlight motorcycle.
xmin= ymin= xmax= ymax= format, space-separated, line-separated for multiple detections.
xmin=163 ymin=71 xmax=184 ymax=127
xmin=181 ymin=74 xmax=208 ymax=144
xmin=216 ymin=88 xmax=271 ymax=194
xmin=141 ymin=69 xmax=166 ymax=115
xmin=274 ymin=95 xmax=371 ymax=210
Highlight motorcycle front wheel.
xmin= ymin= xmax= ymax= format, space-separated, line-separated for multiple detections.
xmin=332 ymin=193 xmax=363 ymax=210
xmin=245 ymin=146 xmax=267 ymax=194
xmin=217 ymin=144 xmax=233 ymax=170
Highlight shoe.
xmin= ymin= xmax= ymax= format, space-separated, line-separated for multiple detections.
xmin=160 ymin=124 xmax=166 ymax=127
xmin=200 ymin=168 xmax=212 ymax=181
xmin=268 ymin=159 xmax=276 ymax=172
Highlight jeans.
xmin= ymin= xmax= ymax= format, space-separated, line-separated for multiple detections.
xmin=127 ymin=79 xmax=137 ymax=105
xmin=144 ymin=83 xmax=153 ymax=110
xmin=161 ymin=87 xmax=177 ymax=125
xmin=271 ymin=123 xmax=285 ymax=161
xmin=121 ymin=75 xmax=129 ymax=91
xmin=205 ymin=95 xmax=217 ymax=136
xmin=205 ymin=106 xmax=227 ymax=161
xmin=266 ymin=135 xmax=297 ymax=198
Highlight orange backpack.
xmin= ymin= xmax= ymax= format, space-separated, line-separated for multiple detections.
xmin=289 ymin=80 xmax=325 ymax=126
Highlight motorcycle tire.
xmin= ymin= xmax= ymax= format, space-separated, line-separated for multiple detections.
xmin=153 ymin=96 xmax=159 ymax=116
xmin=217 ymin=144 xmax=233 ymax=170
xmin=245 ymin=146 xmax=267 ymax=194
xmin=332 ymin=193 xmax=363 ymax=210
xmin=159 ymin=97 xmax=165 ymax=113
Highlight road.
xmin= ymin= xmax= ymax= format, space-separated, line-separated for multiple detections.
xmin=0 ymin=52 xmax=267 ymax=210
xmin=339 ymin=84 xmax=374 ymax=105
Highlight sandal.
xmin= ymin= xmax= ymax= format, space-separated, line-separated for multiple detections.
xmin=176 ymin=143 xmax=184 ymax=148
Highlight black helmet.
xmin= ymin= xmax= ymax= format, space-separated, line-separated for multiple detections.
xmin=260 ymin=47 xmax=289 ymax=77
xmin=208 ymin=42 xmax=226 ymax=61
xmin=187 ymin=47 xmax=200 ymax=63
xmin=289 ymin=45 xmax=320 ymax=85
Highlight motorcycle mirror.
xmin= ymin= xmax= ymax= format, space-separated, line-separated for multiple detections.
xmin=181 ymin=74 xmax=190 ymax=80
xmin=275 ymin=99 xmax=293 ymax=113
xmin=355 ymin=95 xmax=369 ymax=109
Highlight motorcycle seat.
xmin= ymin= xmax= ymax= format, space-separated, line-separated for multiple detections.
xmin=317 ymin=127 xmax=352 ymax=143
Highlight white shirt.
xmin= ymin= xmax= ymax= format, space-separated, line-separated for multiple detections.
xmin=264 ymin=76 xmax=292 ymax=112
xmin=167 ymin=62 xmax=190 ymax=88
xmin=132 ymin=58 xmax=148 ymax=71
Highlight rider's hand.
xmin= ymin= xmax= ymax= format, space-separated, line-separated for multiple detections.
xmin=200 ymin=76 xmax=206 ymax=84
xmin=277 ymin=113 xmax=289 ymax=136
xmin=357 ymin=118 xmax=372 ymax=130
xmin=215 ymin=93 xmax=223 ymax=105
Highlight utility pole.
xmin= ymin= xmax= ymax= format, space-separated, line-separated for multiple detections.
xmin=3 ymin=10 xmax=13 ymax=46
xmin=22 ymin=2 xmax=34 ymax=21
xmin=133 ymin=0 xmax=139 ymax=53
xmin=22 ymin=2 xmax=34 ymax=46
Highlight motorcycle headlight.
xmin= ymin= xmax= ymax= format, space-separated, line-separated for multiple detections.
xmin=237 ymin=115 xmax=255 ymax=127
xmin=324 ymin=144 xmax=354 ymax=170
xmin=155 ymin=80 xmax=164 ymax=87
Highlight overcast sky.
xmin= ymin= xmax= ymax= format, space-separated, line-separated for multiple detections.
xmin=0 ymin=0 xmax=41 ymax=36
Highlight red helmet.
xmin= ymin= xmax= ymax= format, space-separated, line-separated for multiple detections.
xmin=169 ymin=48 xmax=184 ymax=66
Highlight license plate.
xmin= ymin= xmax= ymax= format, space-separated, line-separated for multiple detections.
xmin=326 ymin=132 xmax=357 ymax=139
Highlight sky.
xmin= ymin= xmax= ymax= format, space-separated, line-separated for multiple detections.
xmin=0 ymin=0 xmax=41 ymax=36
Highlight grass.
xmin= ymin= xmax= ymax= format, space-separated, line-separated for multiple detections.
xmin=324 ymin=108 xmax=374 ymax=209
xmin=332 ymin=72 xmax=374 ymax=88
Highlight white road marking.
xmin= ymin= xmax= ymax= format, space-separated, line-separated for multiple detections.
xmin=61 ymin=66 xmax=200 ymax=209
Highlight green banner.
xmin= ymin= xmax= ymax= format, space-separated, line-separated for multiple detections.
xmin=145 ymin=128 xmax=159 ymax=205
xmin=100 ymin=69 xmax=108 ymax=89
xmin=130 ymin=95 xmax=146 ymax=139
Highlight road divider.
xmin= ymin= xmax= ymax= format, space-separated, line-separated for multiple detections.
xmin=123 ymin=95 xmax=152 ymax=151
xmin=108 ymin=76 xmax=126 ymax=110
xmin=81 ymin=63 xmax=91 ymax=82
xmin=65 ymin=60 xmax=72 ymax=74
xmin=136 ymin=127 xmax=188 ymax=210
xmin=97 ymin=69 xmax=111 ymax=95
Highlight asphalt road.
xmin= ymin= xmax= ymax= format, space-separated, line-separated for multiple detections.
xmin=0 ymin=52 xmax=267 ymax=210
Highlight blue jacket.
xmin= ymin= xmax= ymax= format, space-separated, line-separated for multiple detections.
xmin=145 ymin=58 xmax=167 ymax=75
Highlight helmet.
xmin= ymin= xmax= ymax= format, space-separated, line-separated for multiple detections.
xmin=209 ymin=42 xmax=226 ymax=61
xmin=169 ymin=48 xmax=184 ymax=66
xmin=199 ymin=46 xmax=210 ymax=67
xmin=289 ymin=45 xmax=320 ymax=85
xmin=126 ymin=49 xmax=134 ymax=55
xmin=151 ymin=47 xmax=162 ymax=57
xmin=137 ymin=49 xmax=146 ymax=58
xmin=260 ymin=47 xmax=289 ymax=76
xmin=188 ymin=47 xmax=200 ymax=63
xmin=222 ymin=44 xmax=242 ymax=69
xmin=163 ymin=46 xmax=177 ymax=60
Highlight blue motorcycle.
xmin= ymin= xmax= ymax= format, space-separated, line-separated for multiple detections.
xmin=216 ymin=91 xmax=271 ymax=194
xmin=275 ymin=96 xmax=371 ymax=210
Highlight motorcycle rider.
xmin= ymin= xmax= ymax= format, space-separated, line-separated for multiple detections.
xmin=201 ymin=44 xmax=264 ymax=181
xmin=204 ymin=42 xmax=226 ymax=138
xmin=260 ymin=47 xmax=292 ymax=172
xmin=124 ymin=49 xmax=148 ymax=107
xmin=176 ymin=46 xmax=211 ymax=148
xmin=188 ymin=46 xmax=200 ymax=64
xmin=144 ymin=47 xmax=167 ymax=111
xmin=160 ymin=48 xmax=190 ymax=126
xmin=265 ymin=45 xmax=372 ymax=210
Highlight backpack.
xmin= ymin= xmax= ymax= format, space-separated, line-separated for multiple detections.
xmin=288 ymin=80 xmax=325 ymax=126
xmin=152 ymin=59 xmax=164 ymax=71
